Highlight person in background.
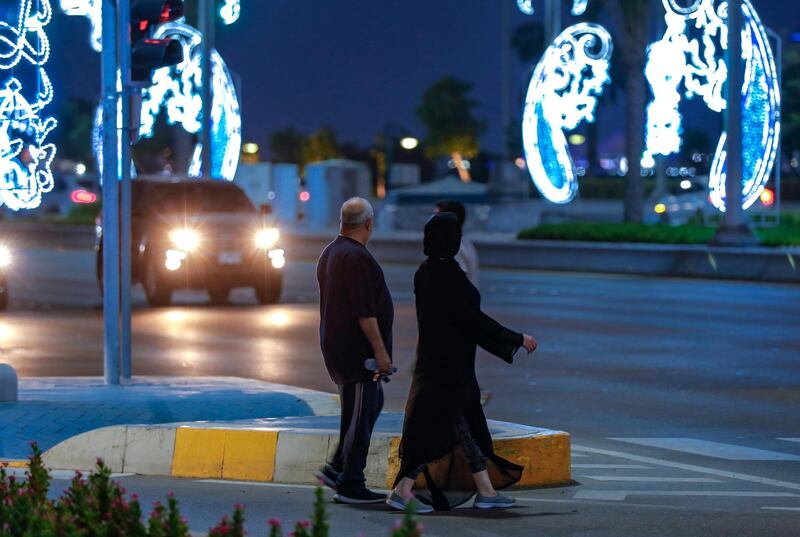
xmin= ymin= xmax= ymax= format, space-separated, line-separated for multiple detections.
xmin=435 ymin=200 xmax=479 ymax=288
xmin=315 ymin=197 xmax=393 ymax=504
xmin=386 ymin=212 xmax=538 ymax=513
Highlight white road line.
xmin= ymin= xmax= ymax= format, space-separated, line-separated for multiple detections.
xmin=778 ymin=438 xmax=800 ymax=444
xmin=572 ymin=444 xmax=800 ymax=492
xmin=572 ymin=464 xmax=652 ymax=469
xmin=194 ymin=480 xmax=322 ymax=490
xmin=582 ymin=476 xmax=722 ymax=483
xmin=571 ymin=453 xmax=587 ymax=458
xmin=761 ymin=507 xmax=800 ymax=512
xmin=608 ymin=438 xmax=800 ymax=461
xmin=572 ymin=490 xmax=798 ymax=502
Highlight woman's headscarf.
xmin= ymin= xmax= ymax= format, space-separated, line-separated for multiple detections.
xmin=423 ymin=212 xmax=462 ymax=259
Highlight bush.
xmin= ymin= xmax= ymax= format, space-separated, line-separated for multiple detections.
xmin=0 ymin=444 xmax=421 ymax=537
xmin=517 ymin=218 xmax=800 ymax=246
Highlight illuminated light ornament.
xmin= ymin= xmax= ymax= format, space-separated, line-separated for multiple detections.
xmin=0 ymin=0 xmax=58 ymax=211
xmin=521 ymin=23 xmax=613 ymax=204
xmin=58 ymin=0 xmax=100 ymax=51
xmin=220 ymin=0 xmax=240 ymax=25
xmin=645 ymin=0 xmax=780 ymax=212
xmin=141 ymin=22 xmax=241 ymax=181
xmin=516 ymin=0 xmax=590 ymax=16
xmin=94 ymin=22 xmax=242 ymax=182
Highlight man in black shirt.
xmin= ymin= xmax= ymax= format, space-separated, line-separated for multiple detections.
xmin=315 ymin=197 xmax=393 ymax=504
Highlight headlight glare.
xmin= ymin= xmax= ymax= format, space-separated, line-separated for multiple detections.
xmin=169 ymin=229 xmax=200 ymax=251
xmin=256 ymin=228 xmax=280 ymax=249
xmin=0 ymin=246 xmax=11 ymax=268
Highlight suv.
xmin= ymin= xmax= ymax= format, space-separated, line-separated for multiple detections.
xmin=96 ymin=179 xmax=285 ymax=307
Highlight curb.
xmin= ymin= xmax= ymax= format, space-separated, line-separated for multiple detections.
xmin=18 ymin=416 xmax=571 ymax=490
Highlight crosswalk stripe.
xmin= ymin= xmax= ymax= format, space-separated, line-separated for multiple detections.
xmin=572 ymin=464 xmax=652 ymax=469
xmin=572 ymin=444 xmax=800 ymax=492
xmin=778 ymin=438 xmax=800 ymax=445
xmin=571 ymin=490 xmax=798 ymax=502
xmin=761 ymin=506 xmax=800 ymax=511
xmin=608 ymin=438 xmax=800 ymax=461
xmin=583 ymin=476 xmax=722 ymax=483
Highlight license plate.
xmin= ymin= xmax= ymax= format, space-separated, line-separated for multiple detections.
xmin=218 ymin=252 xmax=242 ymax=265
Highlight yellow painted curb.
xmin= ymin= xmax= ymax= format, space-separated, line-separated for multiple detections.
xmin=1 ymin=460 xmax=28 ymax=469
xmin=172 ymin=428 xmax=278 ymax=481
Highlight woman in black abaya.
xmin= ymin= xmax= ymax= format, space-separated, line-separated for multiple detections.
xmin=387 ymin=213 xmax=538 ymax=513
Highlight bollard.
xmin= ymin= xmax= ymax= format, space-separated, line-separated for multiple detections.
xmin=0 ymin=363 xmax=18 ymax=402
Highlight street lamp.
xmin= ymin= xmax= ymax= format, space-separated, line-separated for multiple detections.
xmin=400 ymin=137 xmax=419 ymax=150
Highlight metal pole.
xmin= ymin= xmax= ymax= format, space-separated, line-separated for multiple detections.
xmin=101 ymin=0 xmax=120 ymax=385
xmin=500 ymin=0 xmax=511 ymax=159
xmin=768 ymin=28 xmax=782 ymax=227
xmin=200 ymin=0 xmax=215 ymax=178
xmin=713 ymin=0 xmax=757 ymax=244
xmin=118 ymin=0 xmax=133 ymax=381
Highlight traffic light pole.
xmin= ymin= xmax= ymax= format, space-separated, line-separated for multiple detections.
xmin=118 ymin=0 xmax=133 ymax=381
xmin=101 ymin=0 xmax=121 ymax=385
xmin=200 ymin=0 xmax=215 ymax=179
xmin=713 ymin=0 xmax=758 ymax=245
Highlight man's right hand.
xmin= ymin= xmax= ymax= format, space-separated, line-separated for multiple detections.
xmin=375 ymin=351 xmax=393 ymax=375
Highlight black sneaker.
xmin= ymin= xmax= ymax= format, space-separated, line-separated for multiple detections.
xmin=333 ymin=487 xmax=388 ymax=504
xmin=313 ymin=464 xmax=340 ymax=492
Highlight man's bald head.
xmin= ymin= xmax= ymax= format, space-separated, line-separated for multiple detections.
xmin=341 ymin=197 xmax=374 ymax=227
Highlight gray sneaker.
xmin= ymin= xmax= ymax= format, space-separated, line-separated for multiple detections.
xmin=386 ymin=491 xmax=434 ymax=514
xmin=473 ymin=492 xmax=516 ymax=509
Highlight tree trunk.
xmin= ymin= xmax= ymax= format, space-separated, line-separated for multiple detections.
xmin=624 ymin=68 xmax=646 ymax=222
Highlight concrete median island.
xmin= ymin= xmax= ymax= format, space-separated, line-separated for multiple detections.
xmin=13 ymin=414 xmax=572 ymax=490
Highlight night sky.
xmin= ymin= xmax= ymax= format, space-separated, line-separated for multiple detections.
xmin=48 ymin=0 xmax=796 ymax=156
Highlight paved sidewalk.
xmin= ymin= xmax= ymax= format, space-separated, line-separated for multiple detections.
xmin=0 ymin=376 xmax=338 ymax=460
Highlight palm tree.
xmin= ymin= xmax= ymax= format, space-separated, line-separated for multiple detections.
xmin=614 ymin=0 xmax=653 ymax=222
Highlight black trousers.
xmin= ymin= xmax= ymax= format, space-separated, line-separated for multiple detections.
xmin=329 ymin=380 xmax=384 ymax=489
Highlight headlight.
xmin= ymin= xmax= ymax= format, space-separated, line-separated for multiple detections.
xmin=654 ymin=203 xmax=667 ymax=214
xmin=0 ymin=246 xmax=11 ymax=268
xmin=255 ymin=228 xmax=280 ymax=249
xmin=169 ymin=229 xmax=200 ymax=251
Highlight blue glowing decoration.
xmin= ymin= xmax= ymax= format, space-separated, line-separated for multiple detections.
xmin=0 ymin=0 xmax=58 ymax=211
xmin=220 ymin=0 xmax=240 ymax=25
xmin=93 ymin=22 xmax=242 ymax=182
xmin=645 ymin=0 xmax=780 ymax=212
xmin=522 ymin=23 xmax=612 ymax=204
xmin=516 ymin=0 xmax=590 ymax=16
xmin=59 ymin=0 xmax=100 ymax=51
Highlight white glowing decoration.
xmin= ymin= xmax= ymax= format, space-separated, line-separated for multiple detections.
xmin=516 ymin=0 xmax=590 ymax=16
xmin=516 ymin=0 xmax=534 ymax=15
xmin=220 ymin=0 xmax=240 ymax=25
xmin=645 ymin=0 xmax=780 ymax=212
xmin=58 ymin=0 xmax=101 ymax=51
xmin=94 ymin=22 xmax=242 ymax=182
xmin=0 ymin=0 xmax=58 ymax=211
xmin=522 ymin=23 xmax=612 ymax=204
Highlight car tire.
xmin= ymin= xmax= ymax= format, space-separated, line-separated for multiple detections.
xmin=255 ymin=274 xmax=282 ymax=305
xmin=144 ymin=258 xmax=172 ymax=307
xmin=207 ymin=286 xmax=231 ymax=304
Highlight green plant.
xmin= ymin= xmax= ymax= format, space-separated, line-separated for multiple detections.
xmin=0 ymin=444 xmax=421 ymax=537
xmin=391 ymin=504 xmax=424 ymax=537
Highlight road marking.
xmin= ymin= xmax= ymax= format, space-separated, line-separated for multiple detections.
xmin=583 ymin=476 xmax=722 ymax=483
xmin=572 ymin=464 xmax=652 ymax=469
xmin=195 ymin=479 xmax=322 ymax=490
xmin=573 ymin=490 xmax=628 ymax=501
xmin=572 ymin=444 xmax=800 ymax=492
xmin=778 ymin=438 xmax=800 ymax=444
xmin=608 ymin=438 xmax=800 ymax=461
xmin=761 ymin=507 xmax=800 ymax=512
xmin=573 ymin=490 xmax=798 ymax=502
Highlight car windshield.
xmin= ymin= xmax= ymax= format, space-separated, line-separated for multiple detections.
xmin=147 ymin=183 xmax=256 ymax=215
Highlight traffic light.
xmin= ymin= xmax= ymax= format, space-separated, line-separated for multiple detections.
xmin=130 ymin=0 xmax=184 ymax=84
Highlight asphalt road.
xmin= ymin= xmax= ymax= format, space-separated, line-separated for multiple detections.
xmin=2 ymin=246 xmax=799 ymax=535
